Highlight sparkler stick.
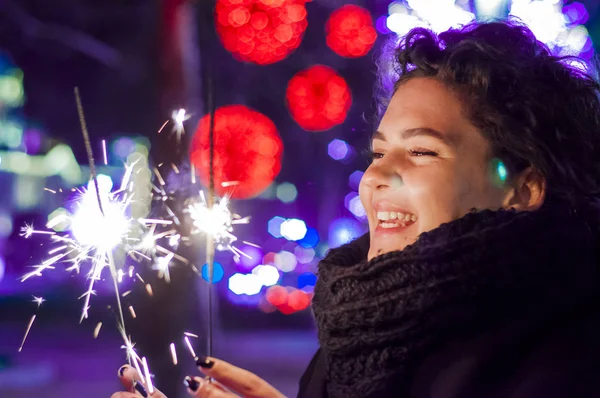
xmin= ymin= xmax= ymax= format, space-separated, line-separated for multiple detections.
xmin=74 ymin=88 xmax=132 ymax=368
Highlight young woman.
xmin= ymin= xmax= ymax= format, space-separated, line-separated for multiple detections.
xmin=111 ymin=19 xmax=600 ymax=398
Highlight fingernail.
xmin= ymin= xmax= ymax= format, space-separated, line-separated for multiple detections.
xmin=118 ymin=365 xmax=128 ymax=377
xmin=184 ymin=376 xmax=200 ymax=392
xmin=194 ymin=356 xmax=214 ymax=369
xmin=134 ymin=381 xmax=148 ymax=397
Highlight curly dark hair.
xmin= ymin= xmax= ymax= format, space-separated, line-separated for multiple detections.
xmin=378 ymin=19 xmax=600 ymax=206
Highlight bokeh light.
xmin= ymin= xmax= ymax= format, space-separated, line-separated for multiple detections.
xmin=235 ymin=244 xmax=263 ymax=271
xmin=191 ymin=105 xmax=283 ymax=199
xmin=276 ymin=182 xmax=298 ymax=203
xmin=348 ymin=170 xmax=364 ymax=191
xmin=286 ymin=65 xmax=352 ymax=132
xmin=274 ymin=250 xmax=297 ymax=272
xmin=328 ymin=217 xmax=365 ymax=248
xmin=386 ymin=1 xmax=474 ymax=38
xmin=510 ymin=0 xmax=593 ymax=59
xmin=228 ymin=273 xmax=263 ymax=295
xmin=326 ymin=5 xmax=378 ymax=58
xmin=201 ymin=261 xmax=225 ymax=283
xmin=266 ymin=285 xmax=288 ymax=306
xmin=252 ymin=264 xmax=280 ymax=286
xmin=297 ymin=272 xmax=317 ymax=289
xmin=345 ymin=192 xmax=366 ymax=219
xmin=215 ymin=0 xmax=309 ymax=65
xmin=298 ymin=227 xmax=319 ymax=248
xmin=280 ymin=218 xmax=307 ymax=241
xmin=328 ymin=139 xmax=351 ymax=161
xmin=294 ymin=246 xmax=315 ymax=264
xmin=287 ymin=289 xmax=310 ymax=311
xmin=267 ymin=216 xmax=286 ymax=238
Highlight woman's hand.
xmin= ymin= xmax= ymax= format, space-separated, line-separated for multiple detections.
xmin=110 ymin=364 xmax=167 ymax=398
xmin=110 ymin=357 xmax=286 ymax=398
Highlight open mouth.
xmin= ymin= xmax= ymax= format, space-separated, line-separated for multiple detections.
xmin=376 ymin=211 xmax=417 ymax=229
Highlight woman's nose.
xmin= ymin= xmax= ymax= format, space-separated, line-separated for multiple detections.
xmin=363 ymin=158 xmax=403 ymax=190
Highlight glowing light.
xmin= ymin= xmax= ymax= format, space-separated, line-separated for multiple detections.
xmin=252 ymin=264 xmax=280 ymax=287
xmin=267 ymin=216 xmax=286 ymax=238
xmin=276 ymin=182 xmax=298 ymax=203
xmin=215 ymin=0 xmax=308 ymax=65
xmin=186 ymin=192 xmax=250 ymax=252
xmin=348 ymin=170 xmax=364 ymax=191
xmin=280 ymin=218 xmax=307 ymax=241
xmin=509 ymin=0 xmax=593 ymax=58
xmin=386 ymin=1 xmax=474 ymax=37
xmin=294 ymin=246 xmax=315 ymax=264
xmin=298 ymin=227 xmax=319 ymax=248
xmin=345 ymin=192 xmax=366 ymax=219
xmin=202 ymin=262 xmax=224 ymax=283
xmin=191 ymin=105 xmax=283 ymax=199
xmin=326 ymin=5 xmax=377 ymax=58
xmin=228 ymin=273 xmax=263 ymax=295
xmin=235 ymin=245 xmax=263 ymax=271
xmin=287 ymin=289 xmax=310 ymax=311
xmin=266 ymin=285 xmax=288 ymax=306
xmin=274 ymin=250 xmax=297 ymax=272
xmin=328 ymin=139 xmax=351 ymax=161
xmin=71 ymin=175 xmax=130 ymax=251
xmin=286 ymin=65 xmax=352 ymax=132
xmin=329 ymin=217 xmax=365 ymax=248
xmin=298 ymin=272 xmax=317 ymax=289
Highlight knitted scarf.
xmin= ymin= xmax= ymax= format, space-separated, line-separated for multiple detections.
xmin=312 ymin=204 xmax=600 ymax=398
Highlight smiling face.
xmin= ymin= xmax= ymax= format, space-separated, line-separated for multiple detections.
xmin=359 ymin=77 xmax=510 ymax=260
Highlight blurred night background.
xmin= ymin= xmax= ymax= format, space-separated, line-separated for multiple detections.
xmin=0 ymin=0 xmax=598 ymax=397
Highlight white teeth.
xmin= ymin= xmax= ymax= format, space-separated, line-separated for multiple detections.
xmin=377 ymin=211 xmax=390 ymax=221
xmin=376 ymin=210 xmax=417 ymax=224
xmin=380 ymin=222 xmax=399 ymax=228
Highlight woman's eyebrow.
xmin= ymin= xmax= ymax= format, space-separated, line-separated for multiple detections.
xmin=373 ymin=127 xmax=459 ymax=147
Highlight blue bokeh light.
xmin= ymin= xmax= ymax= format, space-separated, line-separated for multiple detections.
xmin=202 ymin=261 xmax=224 ymax=284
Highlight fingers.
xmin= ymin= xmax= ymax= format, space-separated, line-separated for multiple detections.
xmin=194 ymin=357 xmax=285 ymax=398
xmin=117 ymin=364 xmax=167 ymax=398
xmin=184 ymin=376 xmax=236 ymax=398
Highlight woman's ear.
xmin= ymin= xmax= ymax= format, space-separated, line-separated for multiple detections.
xmin=502 ymin=167 xmax=546 ymax=211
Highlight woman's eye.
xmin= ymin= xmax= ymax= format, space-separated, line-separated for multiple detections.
xmin=409 ymin=149 xmax=438 ymax=157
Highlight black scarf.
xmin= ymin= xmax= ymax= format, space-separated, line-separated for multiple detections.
xmin=312 ymin=204 xmax=600 ymax=398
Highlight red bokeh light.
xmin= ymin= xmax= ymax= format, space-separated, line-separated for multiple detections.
xmin=190 ymin=105 xmax=283 ymax=199
xmin=287 ymin=289 xmax=310 ymax=311
xmin=216 ymin=0 xmax=309 ymax=65
xmin=286 ymin=65 xmax=352 ymax=132
xmin=266 ymin=285 xmax=288 ymax=306
xmin=326 ymin=5 xmax=377 ymax=58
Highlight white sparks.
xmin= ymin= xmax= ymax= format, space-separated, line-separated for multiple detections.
xmin=31 ymin=296 xmax=45 ymax=308
xmin=94 ymin=322 xmax=103 ymax=338
xmin=141 ymin=357 xmax=154 ymax=394
xmin=18 ymin=315 xmax=36 ymax=352
xmin=128 ymin=305 xmax=137 ymax=319
xmin=102 ymin=140 xmax=108 ymax=165
xmin=184 ymin=335 xmax=196 ymax=358
xmin=170 ymin=343 xmax=178 ymax=365
xmin=186 ymin=192 xmax=248 ymax=252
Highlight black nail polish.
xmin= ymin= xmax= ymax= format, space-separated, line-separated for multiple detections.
xmin=184 ymin=376 xmax=200 ymax=392
xmin=134 ymin=381 xmax=148 ymax=397
xmin=119 ymin=365 xmax=128 ymax=377
xmin=194 ymin=356 xmax=214 ymax=369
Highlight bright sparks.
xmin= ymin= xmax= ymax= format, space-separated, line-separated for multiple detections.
xmin=186 ymin=191 xmax=251 ymax=253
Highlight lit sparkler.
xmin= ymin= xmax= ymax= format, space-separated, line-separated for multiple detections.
xmin=186 ymin=191 xmax=251 ymax=256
